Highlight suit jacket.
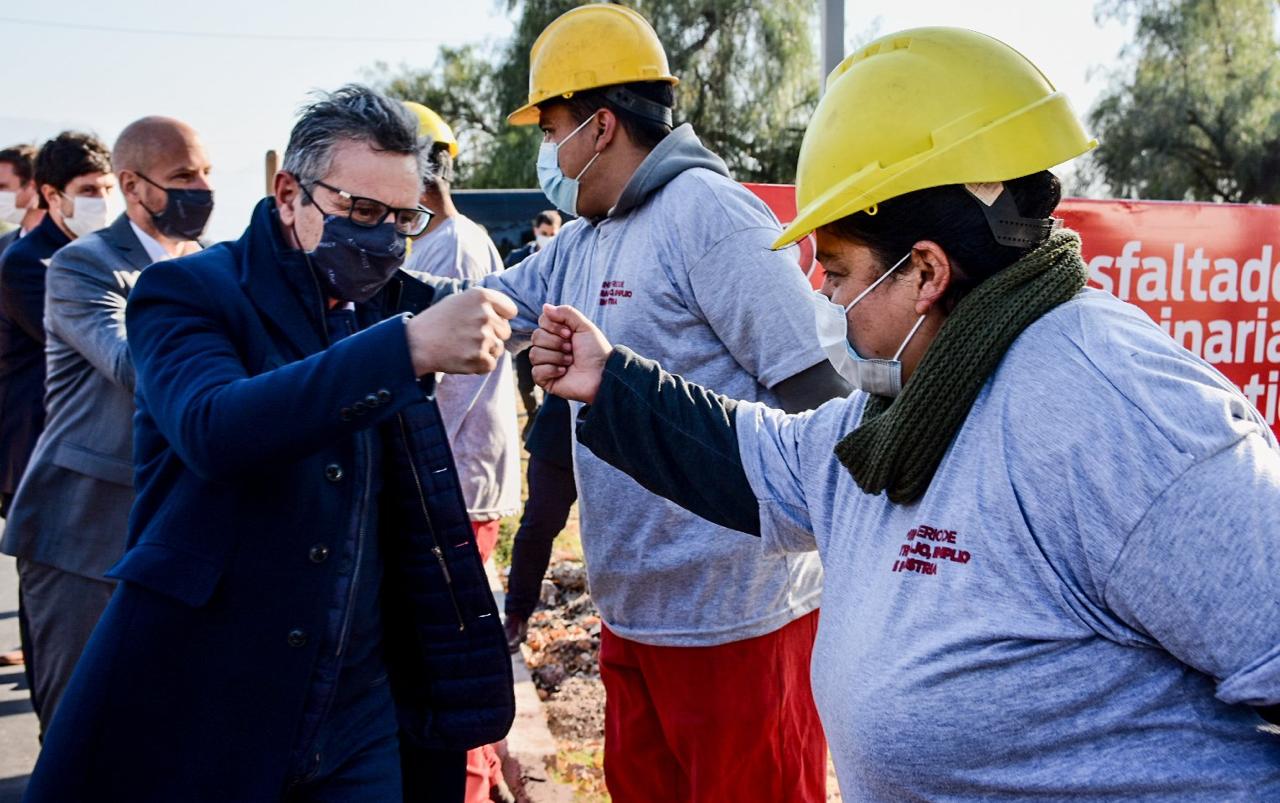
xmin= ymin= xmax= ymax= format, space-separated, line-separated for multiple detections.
xmin=503 ymin=240 xmax=537 ymax=268
xmin=23 ymin=198 xmax=514 ymax=802
xmin=0 ymin=226 xmax=20 ymax=498
xmin=1 ymin=214 xmax=148 ymax=577
xmin=0 ymin=215 xmax=71 ymax=494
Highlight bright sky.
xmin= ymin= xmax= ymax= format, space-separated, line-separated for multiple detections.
xmin=0 ymin=1 xmax=1130 ymax=241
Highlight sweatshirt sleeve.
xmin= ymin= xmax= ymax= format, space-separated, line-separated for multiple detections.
xmin=482 ymin=232 xmax=562 ymax=342
xmin=734 ymin=400 xmax=821 ymax=554
xmin=1103 ymin=431 xmax=1280 ymax=707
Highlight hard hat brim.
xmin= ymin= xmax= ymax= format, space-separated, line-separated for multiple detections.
xmin=508 ymin=103 xmax=541 ymax=127
xmin=772 ymin=221 xmax=812 ymax=251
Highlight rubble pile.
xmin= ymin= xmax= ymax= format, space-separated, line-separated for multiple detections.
xmin=514 ymin=557 xmax=609 ymax=798
xmin=520 ymin=560 xmax=606 ymax=740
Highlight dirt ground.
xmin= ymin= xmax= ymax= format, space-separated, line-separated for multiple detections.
xmin=502 ymin=551 xmax=841 ymax=802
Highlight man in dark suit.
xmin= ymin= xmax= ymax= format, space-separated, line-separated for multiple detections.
xmin=23 ymin=86 xmax=516 ymax=803
xmin=0 ymin=144 xmax=45 ymax=268
xmin=0 ymin=132 xmax=115 ymax=514
xmin=502 ymin=209 xmax=560 ymax=269
xmin=0 ymin=117 xmax=212 ymax=732
xmin=0 ymin=143 xmax=45 ymax=672
xmin=0 ymin=135 xmax=112 ymax=701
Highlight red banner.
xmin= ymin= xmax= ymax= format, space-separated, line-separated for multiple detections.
xmin=745 ymin=184 xmax=1280 ymax=438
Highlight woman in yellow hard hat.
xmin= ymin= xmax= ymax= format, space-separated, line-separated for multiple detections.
xmin=526 ymin=27 xmax=1280 ymax=799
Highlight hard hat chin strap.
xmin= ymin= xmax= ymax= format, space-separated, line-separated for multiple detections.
xmin=602 ymin=86 xmax=674 ymax=127
xmin=964 ymin=182 xmax=1059 ymax=249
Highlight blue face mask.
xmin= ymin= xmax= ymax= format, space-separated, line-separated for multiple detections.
xmin=536 ymin=114 xmax=602 ymax=217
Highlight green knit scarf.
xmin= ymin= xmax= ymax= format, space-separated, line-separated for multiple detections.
xmin=834 ymin=229 xmax=1088 ymax=504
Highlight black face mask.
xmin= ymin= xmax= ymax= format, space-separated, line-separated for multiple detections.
xmin=302 ymin=215 xmax=407 ymax=303
xmin=136 ymin=172 xmax=214 ymax=241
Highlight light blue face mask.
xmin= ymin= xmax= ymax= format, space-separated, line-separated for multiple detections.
xmin=536 ymin=113 xmax=602 ymax=217
xmin=813 ymin=251 xmax=926 ymax=398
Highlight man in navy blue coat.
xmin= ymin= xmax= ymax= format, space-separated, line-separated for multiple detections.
xmin=23 ymin=86 xmax=516 ymax=802
xmin=0 ymin=132 xmax=115 ymax=515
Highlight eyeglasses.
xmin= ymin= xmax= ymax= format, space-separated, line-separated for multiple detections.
xmin=299 ymin=178 xmax=432 ymax=237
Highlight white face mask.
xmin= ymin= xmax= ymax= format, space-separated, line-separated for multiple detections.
xmin=813 ymin=251 xmax=927 ymax=398
xmin=62 ymin=192 xmax=120 ymax=238
xmin=0 ymin=191 xmax=23 ymax=225
xmin=534 ymin=233 xmax=554 ymax=249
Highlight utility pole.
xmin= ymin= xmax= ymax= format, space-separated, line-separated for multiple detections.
xmin=821 ymin=0 xmax=845 ymax=92
xmin=264 ymin=150 xmax=279 ymax=196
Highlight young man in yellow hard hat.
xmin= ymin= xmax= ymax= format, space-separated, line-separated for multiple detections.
xmin=472 ymin=5 xmax=847 ymax=801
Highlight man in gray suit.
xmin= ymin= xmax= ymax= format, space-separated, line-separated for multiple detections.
xmin=0 ymin=117 xmax=213 ymax=730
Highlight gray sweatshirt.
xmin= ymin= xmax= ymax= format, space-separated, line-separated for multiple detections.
xmin=485 ymin=125 xmax=827 ymax=645
xmin=738 ymin=289 xmax=1280 ymax=799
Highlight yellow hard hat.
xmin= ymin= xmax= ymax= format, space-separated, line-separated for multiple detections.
xmin=775 ymin=27 xmax=1096 ymax=248
xmin=403 ymin=101 xmax=459 ymax=158
xmin=507 ymin=3 xmax=679 ymax=126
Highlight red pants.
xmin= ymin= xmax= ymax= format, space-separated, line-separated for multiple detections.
xmin=471 ymin=519 xmax=500 ymax=563
xmin=600 ymin=611 xmax=826 ymax=803
xmin=465 ymin=519 xmax=504 ymax=803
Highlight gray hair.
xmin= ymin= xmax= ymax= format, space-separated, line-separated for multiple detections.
xmin=282 ymin=84 xmax=426 ymax=200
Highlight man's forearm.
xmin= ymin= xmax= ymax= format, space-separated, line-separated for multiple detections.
xmin=410 ymin=273 xmax=470 ymax=303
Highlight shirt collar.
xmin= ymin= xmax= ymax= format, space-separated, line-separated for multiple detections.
xmin=129 ymin=219 xmax=197 ymax=264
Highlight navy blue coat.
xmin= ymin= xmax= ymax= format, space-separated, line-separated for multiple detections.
xmin=23 ymin=199 xmax=514 ymax=802
xmin=0 ymin=215 xmax=71 ymax=495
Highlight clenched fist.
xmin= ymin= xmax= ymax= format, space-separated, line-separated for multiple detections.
xmin=406 ymin=287 xmax=517 ymax=376
xmin=529 ymin=304 xmax=613 ymax=404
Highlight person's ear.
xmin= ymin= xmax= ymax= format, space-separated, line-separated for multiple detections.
xmin=593 ymin=109 xmax=620 ymax=152
xmin=118 ymin=170 xmax=141 ymax=203
xmin=274 ymin=171 xmax=300 ymax=227
xmin=40 ymin=184 xmax=62 ymax=213
xmin=910 ymin=240 xmax=952 ymax=315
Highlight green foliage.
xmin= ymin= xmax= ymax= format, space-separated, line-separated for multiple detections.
xmin=494 ymin=514 xmax=518 ymax=570
xmin=371 ymin=0 xmax=818 ymax=188
xmin=1087 ymin=0 xmax=1280 ymax=202
xmin=373 ymin=46 xmax=542 ymax=188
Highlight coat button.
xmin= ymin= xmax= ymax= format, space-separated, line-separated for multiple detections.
xmin=287 ymin=629 xmax=307 ymax=648
xmin=308 ymin=544 xmax=329 ymax=564
xmin=376 ymin=389 xmax=391 ymax=403
xmin=325 ymin=464 xmax=344 ymax=482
